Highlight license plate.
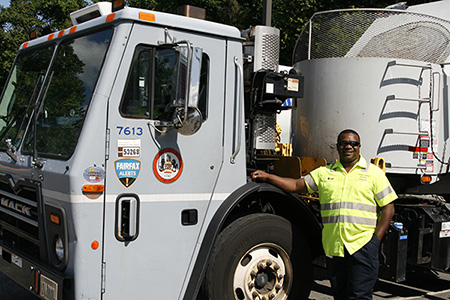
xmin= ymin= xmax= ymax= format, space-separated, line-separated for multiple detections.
xmin=40 ymin=275 xmax=58 ymax=300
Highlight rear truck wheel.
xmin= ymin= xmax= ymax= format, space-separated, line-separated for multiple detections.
xmin=201 ymin=213 xmax=312 ymax=300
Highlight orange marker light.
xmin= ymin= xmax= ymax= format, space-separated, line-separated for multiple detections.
xmin=91 ymin=240 xmax=99 ymax=250
xmin=106 ymin=13 xmax=116 ymax=22
xmin=29 ymin=30 xmax=38 ymax=40
xmin=50 ymin=214 xmax=60 ymax=225
xmin=83 ymin=184 xmax=105 ymax=193
xmin=421 ymin=175 xmax=431 ymax=184
xmin=139 ymin=12 xmax=155 ymax=22
xmin=112 ymin=0 xmax=125 ymax=11
xmin=22 ymin=42 xmax=29 ymax=49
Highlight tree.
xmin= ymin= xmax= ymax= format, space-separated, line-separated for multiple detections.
xmin=0 ymin=0 xmax=85 ymax=87
xmin=0 ymin=0 xmax=436 ymax=88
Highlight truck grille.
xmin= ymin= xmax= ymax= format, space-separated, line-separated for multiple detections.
xmin=0 ymin=180 xmax=41 ymax=261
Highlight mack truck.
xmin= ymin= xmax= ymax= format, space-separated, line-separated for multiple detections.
xmin=0 ymin=0 xmax=450 ymax=299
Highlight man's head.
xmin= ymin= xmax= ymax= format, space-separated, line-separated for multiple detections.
xmin=337 ymin=129 xmax=361 ymax=165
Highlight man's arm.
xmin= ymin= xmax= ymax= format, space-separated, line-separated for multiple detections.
xmin=251 ymin=170 xmax=308 ymax=194
xmin=374 ymin=203 xmax=395 ymax=241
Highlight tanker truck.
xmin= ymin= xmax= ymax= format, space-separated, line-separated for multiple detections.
xmin=0 ymin=1 xmax=448 ymax=300
xmin=291 ymin=0 xmax=450 ymax=281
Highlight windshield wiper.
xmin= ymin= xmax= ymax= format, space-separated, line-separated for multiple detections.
xmin=32 ymin=71 xmax=54 ymax=168
xmin=0 ymin=74 xmax=45 ymax=162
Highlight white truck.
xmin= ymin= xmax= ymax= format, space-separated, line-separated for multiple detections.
xmin=0 ymin=1 xmax=448 ymax=300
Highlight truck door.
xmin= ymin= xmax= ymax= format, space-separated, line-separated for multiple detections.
xmin=102 ymin=23 xmax=226 ymax=299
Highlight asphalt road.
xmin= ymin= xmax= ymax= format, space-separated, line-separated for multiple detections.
xmin=1 ymin=267 xmax=450 ymax=299
xmin=310 ymin=267 xmax=450 ymax=300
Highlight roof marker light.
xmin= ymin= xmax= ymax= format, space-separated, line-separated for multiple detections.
xmin=139 ymin=12 xmax=155 ymax=22
xmin=22 ymin=42 xmax=29 ymax=49
xmin=106 ymin=13 xmax=116 ymax=22
xmin=112 ymin=0 xmax=126 ymax=12
xmin=30 ymin=30 xmax=38 ymax=40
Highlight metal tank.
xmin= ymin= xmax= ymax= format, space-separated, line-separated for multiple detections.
xmin=292 ymin=6 xmax=450 ymax=184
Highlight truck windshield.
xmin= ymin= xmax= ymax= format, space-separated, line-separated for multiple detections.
xmin=0 ymin=27 xmax=113 ymax=159
xmin=0 ymin=45 xmax=54 ymax=150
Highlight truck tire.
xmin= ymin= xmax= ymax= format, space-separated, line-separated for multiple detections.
xmin=201 ymin=213 xmax=312 ymax=300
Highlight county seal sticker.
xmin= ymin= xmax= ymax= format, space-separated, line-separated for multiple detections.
xmin=83 ymin=166 xmax=104 ymax=183
xmin=153 ymin=149 xmax=183 ymax=184
xmin=115 ymin=159 xmax=141 ymax=188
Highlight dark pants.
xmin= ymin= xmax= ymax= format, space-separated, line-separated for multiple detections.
xmin=327 ymin=234 xmax=380 ymax=300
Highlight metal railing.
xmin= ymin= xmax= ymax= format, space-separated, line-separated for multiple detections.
xmin=293 ymin=8 xmax=450 ymax=64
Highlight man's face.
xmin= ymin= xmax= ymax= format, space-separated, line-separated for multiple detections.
xmin=337 ymin=133 xmax=361 ymax=164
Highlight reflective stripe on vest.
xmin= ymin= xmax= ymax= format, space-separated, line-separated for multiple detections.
xmin=304 ymin=174 xmax=318 ymax=191
xmin=321 ymin=202 xmax=377 ymax=213
xmin=376 ymin=185 xmax=395 ymax=201
xmin=322 ymin=215 xmax=377 ymax=226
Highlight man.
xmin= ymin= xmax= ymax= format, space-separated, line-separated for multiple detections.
xmin=252 ymin=129 xmax=396 ymax=300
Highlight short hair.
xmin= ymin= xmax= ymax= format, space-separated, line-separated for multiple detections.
xmin=337 ymin=129 xmax=360 ymax=142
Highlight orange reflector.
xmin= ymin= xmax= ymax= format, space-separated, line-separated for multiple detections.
xmin=139 ymin=12 xmax=155 ymax=22
xmin=421 ymin=175 xmax=431 ymax=184
xmin=58 ymin=30 xmax=65 ymax=38
xmin=83 ymin=184 xmax=105 ymax=193
xmin=22 ymin=42 xmax=29 ymax=49
xmin=91 ymin=240 xmax=99 ymax=250
xmin=47 ymin=34 xmax=55 ymax=41
xmin=34 ymin=269 xmax=40 ymax=294
xmin=106 ymin=13 xmax=116 ymax=22
xmin=69 ymin=26 xmax=77 ymax=34
xmin=50 ymin=214 xmax=60 ymax=225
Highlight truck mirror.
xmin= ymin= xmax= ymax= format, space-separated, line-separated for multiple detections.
xmin=173 ymin=44 xmax=203 ymax=135
xmin=154 ymin=42 xmax=203 ymax=135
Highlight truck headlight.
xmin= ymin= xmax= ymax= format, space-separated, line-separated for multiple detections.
xmin=55 ymin=235 xmax=65 ymax=262
xmin=46 ymin=204 xmax=68 ymax=270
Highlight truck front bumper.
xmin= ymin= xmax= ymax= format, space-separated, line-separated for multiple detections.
xmin=0 ymin=245 xmax=69 ymax=300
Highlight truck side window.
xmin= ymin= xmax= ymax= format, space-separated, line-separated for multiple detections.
xmin=120 ymin=45 xmax=209 ymax=120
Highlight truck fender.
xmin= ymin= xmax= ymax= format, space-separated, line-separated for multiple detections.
xmin=182 ymin=181 xmax=322 ymax=300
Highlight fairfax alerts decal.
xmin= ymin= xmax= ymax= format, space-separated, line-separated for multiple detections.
xmin=115 ymin=159 xmax=141 ymax=188
xmin=153 ymin=148 xmax=183 ymax=184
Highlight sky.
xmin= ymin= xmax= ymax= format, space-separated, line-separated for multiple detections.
xmin=0 ymin=0 xmax=8 ymax=8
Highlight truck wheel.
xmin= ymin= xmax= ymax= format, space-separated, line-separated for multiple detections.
xmin=201 ymin=213 xmax=312 ymax=300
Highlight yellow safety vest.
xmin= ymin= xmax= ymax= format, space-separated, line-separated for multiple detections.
xmin=304 ymin=156 xmax=397 ymax=257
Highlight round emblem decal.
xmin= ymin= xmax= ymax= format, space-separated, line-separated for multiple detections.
xmin=153 ymin=148 xmax=183 ymax=183
xmin=83 ymin=166 xmax=105 ymax=183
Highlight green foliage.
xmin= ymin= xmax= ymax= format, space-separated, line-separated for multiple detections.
xmin=0 ymin=0 xmax=436 ymax=88
xmin=0 ymin=0 xmax=85 ymax=87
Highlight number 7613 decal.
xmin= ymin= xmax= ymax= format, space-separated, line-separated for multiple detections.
xmin=117 ymin=126 xmax=143 ymax=136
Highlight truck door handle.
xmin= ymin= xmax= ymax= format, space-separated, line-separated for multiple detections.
xmin=231 ymin=56 xmax=243 ymax=164
xmin=115 ymin=194 xmax=140 ymax=241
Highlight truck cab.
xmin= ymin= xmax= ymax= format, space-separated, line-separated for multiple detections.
xmin=0 ymin=2 xmax=321 ymax=300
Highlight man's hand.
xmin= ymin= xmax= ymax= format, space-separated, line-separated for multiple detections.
xmin=251 ymin=170 xmax=270 ymax=182
xmin=375 ymin=203 xmax=395 ymax=241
